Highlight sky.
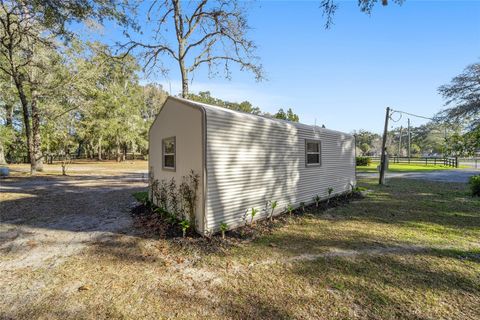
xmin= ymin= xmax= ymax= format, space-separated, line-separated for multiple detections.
xmin=89 ymin=0 xmax=480 ymax=133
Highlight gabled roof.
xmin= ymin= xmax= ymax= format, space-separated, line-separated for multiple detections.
xmin=168 ymin=96 xmax=353 ymax=138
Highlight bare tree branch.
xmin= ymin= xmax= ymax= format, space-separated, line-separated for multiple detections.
xmin=122 ymin=0 xmax=264 ymax=97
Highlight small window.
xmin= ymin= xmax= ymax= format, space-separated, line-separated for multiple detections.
xmin=162 ymin=137 xmax=176 ymax=170
xmin=305 ymin=140 xmax=321 ymax=166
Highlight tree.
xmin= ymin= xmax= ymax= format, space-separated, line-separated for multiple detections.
xmin=352 ymin=130 xmax=382 ymax=156
xmin=187 ymin=91 xmax=261 ymax=114
xmin=437 ymin=62 xmax=480 ymax=131
xmin=320 ymin=0 xmax=405 ymax=28
xmin=73 ymin=46 xmax=147 ymax=162
xmin=123 ymin=0 xmax=264 ymax=97
xmin=273 ymin=108 xmax=299 ymax=122
xmin=0 ymin=0 xmax=129 ymax=173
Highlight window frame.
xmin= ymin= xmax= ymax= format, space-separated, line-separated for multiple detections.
xmin=305 ymin=139 xmax=321 ymax=167
xmin=162 ymin=136 xmax=176 ymax=171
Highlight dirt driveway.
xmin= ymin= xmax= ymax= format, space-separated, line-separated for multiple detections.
xmin=0 ymin=162 xmax=147 ymax=276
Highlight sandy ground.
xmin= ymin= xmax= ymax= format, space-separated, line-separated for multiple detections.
xmin=0 ymin=161 xmax=148 ymax=294
xmin=1 ymin=161 xmax=479 ymax=319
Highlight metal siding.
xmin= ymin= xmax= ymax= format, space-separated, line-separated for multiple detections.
xmin=204 ymin=107 xmax=356 ymax=232
xmin=148 ymin=99 xmax=205 ymax=234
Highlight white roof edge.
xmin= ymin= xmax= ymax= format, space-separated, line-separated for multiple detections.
xmin=169 ymin=96 xmax=354 ymax=138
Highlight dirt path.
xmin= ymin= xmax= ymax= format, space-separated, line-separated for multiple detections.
xmin=0 ymin=170 xmax=147 ymax=271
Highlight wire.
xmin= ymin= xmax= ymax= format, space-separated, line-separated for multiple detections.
xmin=390 ymin=109 xmax=435 ymax=121
xmin=389 ymin=110 xmax=403 ymax=122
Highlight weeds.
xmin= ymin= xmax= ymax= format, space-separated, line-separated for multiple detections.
xmin=168 ymin=178 xmax=179 ymax=215
xmin=159 ymin=180 xmax=168 ymax=210
xmin=314 ymin=195 xmax=320 ymax=209
xmin=250 ymin=208 xmax=259 ymax=225
xmin=220 ymin=222 xmax=228 ymax=239
xmin=180 ymin=219 xmax=190 ymax=238
xmin=327 ymin=187 xmax=334 ymax=206
xmin=270 ymin=200 xmax=277 ymax=221
xmin=179 ymin=170 xmax=200 ymax=223
xmin=300 ymin=202 xmax=305 ymax=213
xmin=286 ymin=203 xmax=293 ymax=216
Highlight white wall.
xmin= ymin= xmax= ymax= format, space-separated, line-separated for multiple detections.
xmin=149 ymin=99 xmax=205 ymax=233
xmin=203 ymin=107 xmax=355 ymax=233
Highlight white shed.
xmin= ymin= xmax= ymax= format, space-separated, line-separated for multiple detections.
xmin=149 ymin=96 xmax=356 ymax=235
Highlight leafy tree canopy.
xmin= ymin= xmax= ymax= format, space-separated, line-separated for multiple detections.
xmin=187 ymin=91 xmax=300 ymax=122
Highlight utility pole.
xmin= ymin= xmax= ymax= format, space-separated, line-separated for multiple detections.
xmin=407 ymin=118 xmax=411 ymax=159
xmin=379 ymin=107 xmax=390 ymax=185
xmin=398 ymin=126 xmax=403 ymax=157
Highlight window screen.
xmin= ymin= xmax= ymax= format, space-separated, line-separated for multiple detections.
xmin=162 ymin=137 xmax=176 ymax=170
xmin=305 ymin=140 xmax=321 ymax=166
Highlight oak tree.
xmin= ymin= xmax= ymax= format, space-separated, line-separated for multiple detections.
xmin=123 ymin=0 xmax=264 ymax=97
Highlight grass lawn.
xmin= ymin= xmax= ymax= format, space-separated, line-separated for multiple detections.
xmin=356 ymin=161 xmax=465 ymax=172
xmin=5 ymin=177 xmax=478 ymax=319
xmin=0 ymin=166 xmax=480 ymax=319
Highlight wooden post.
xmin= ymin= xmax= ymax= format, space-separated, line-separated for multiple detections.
xmin=398 ymin=125 xmax=402 ymax=156
xmin=379 ymin=107 xmax=390 ymax=185
xmin=407 ymin=118 xmax=411 ymax=160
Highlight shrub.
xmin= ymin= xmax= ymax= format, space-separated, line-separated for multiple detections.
xmin=179 ymin=170 xmax=200 ymax=223
xmin=133 ymin=191 xmax=148 ymax=204
xmin=469 ymin=175 xmax=480 ymax=196
xmin=356 ymin=156 xmax=371 ymax=166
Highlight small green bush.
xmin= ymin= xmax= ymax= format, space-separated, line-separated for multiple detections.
xmin=133 ymin=191 xmax=149 ymax=203
xmin=468 ymin=175 xmax=480 ymax=196
xmin=356 ymin=157 xmax=372 ymax=166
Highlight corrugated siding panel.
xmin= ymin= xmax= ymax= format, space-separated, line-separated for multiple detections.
xmin=204 ymin=108 xmax=355 ymax=233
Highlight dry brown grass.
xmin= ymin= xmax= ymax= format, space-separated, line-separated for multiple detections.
xmin=1 ymin=163 xmax=479 ymax=319
xmin=8 ymin=159 xmax=148 ymax=176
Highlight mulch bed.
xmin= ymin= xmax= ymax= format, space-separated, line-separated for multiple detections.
xmin=130 ymin=191 xmax=364 ymax=253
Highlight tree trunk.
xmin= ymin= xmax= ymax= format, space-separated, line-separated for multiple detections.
xmin=4 ymin=103 xmax=13 ymax=162
xmin=13 ymin=75 xmax=35 ymax=173
xmin=0 ymin=142 xmax=6 ymax=165
xmin=180 ymin=63 xmax=189 ymax=98
xmin=97 ymin=137 xmax=102 ymax=161
xmin=116 ymin=137 xmax=121 ymax=162
xmin=31 ymin=95 xmax=43 ymax=172
xmin=5 ymin=103 xmax=13 ymax=126
xmin=122 ymin=144 xmax=127 ymax=162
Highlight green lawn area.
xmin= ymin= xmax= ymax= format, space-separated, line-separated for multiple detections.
xmin=193 ymin=178 xmax=479 ymax=319
xmin=356 ymin=161 xmax=464 ymax=172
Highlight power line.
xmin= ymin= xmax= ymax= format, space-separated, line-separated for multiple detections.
xmin=390 ymin=109 xmax=435 ymax=121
